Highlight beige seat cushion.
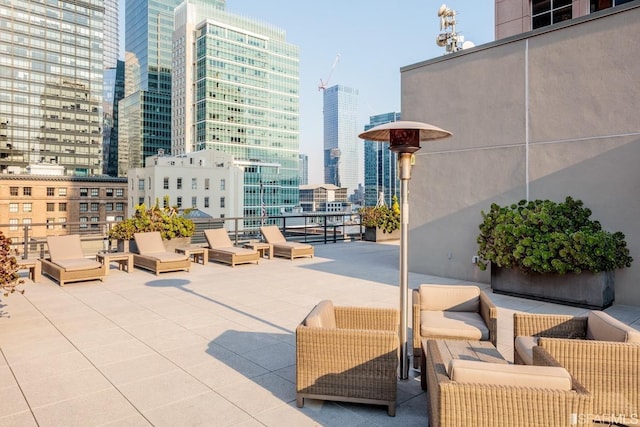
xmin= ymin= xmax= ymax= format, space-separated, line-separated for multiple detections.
xmin=587 ymin=310 xmax=640 ymax=343
xmin=449 ymin=359 xmax=572 ymax=390
xmin=144 ymin=252 xmax=189 ymax=262
xmin=134 ymin=232 xmax=167 ymax=254
xmin=304 ymin=300 xmax=336 ymax=328
xmin=204 ymin=228 xmax=235 ymax=248
xmin=421 ymin=311 xmax=490 ymax=341
xmin=514 ymin=335 xmax=539 ymax=365
xmin=211 ymin=247 xmax=256 ymax=255
xmin=419 ymin=284 xmax=480 ymax=312
xmin=54 ymin=258 xmax=102 ymax=272
xmin=47 ymin=235 xmax=85 ymax=261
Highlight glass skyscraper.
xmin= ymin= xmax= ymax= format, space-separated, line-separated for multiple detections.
xmin=363 ymin=112 xmax=400 ymax=207
xmin=0 ymin=0 xmax=105 ymax=176
xmin=323 ymin=85 xmax=362 ymax=199
xmin=172 ymin=0 xmax=300 ymax=218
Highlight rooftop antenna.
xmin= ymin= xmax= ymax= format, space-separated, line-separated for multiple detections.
xmin=436 ymin=4 xmax=473 ymax=54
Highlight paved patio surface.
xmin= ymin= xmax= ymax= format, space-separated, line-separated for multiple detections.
xmin=1 ymin=241 xmax=639 ymax=426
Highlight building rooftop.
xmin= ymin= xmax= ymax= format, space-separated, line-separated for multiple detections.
xmin=1 ymin=241 xmax=639 ymax=426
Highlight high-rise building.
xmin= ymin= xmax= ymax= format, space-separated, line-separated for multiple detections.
xmin=172 ymin=0 xmax=301 ymax=219
xmin=363 ymin=112 xmax=401 ymax=207
xmin=323 ymin=85 xmax=362 ymax=200
xmin=299 ymin=154 xmax=308 ymax=185
xmin=0 ymin=0 xmax=105 ymax=176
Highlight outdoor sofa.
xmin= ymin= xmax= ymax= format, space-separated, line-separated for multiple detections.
xmin=40 ymin=234 xmax=107 ymax=286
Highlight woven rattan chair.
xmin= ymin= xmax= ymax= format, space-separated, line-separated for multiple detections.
xmin=296 ymin=300 xmax=399 ymax=416
xmin=260 ymin=225 xmax=314 ymax=260
xmin=412 ymin=284 xmax=497 ymax=369
xmin=40 ymin=235 xmax=107 ymax=286
xmin=425 ymin=339 xmax=592 ymax=427
xmin=203 ymin=229 xmax=259 ymax=267
xmin=514 ymin=311 xmax=640 ymax=425
xmin=132 ymin=232 xmax=191 ymax=275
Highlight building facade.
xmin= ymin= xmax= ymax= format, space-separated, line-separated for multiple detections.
xmin=299 ymin=184 xmax=349 ymax=213
xmin=171 ymin=0 xmax=301 ymax=218
xmin=0 ymin=0 xmax=105 ymax=176
xmin=363 ymin=112 xmax=401 ymax=207
xmin=127 ymin=149 xmax=244 ymax=222
xmin=323 ymin=85 xmax=362 ymax=200
xmin=299 ymin=153 xmax=308 ymax=186
xmin=0 ymin=174 xmax=127 ymax=247
xmin=402 ymin=3 xmax=640 ymax=305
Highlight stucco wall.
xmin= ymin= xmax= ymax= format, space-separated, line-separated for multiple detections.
xmin=401 ymin=5 xmax=640 ymax=306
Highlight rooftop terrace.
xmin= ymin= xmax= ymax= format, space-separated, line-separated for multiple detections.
xmin=1 ymin=241 xmax=639 ymax=426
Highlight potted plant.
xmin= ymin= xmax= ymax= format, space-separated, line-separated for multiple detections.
xmin=359 ymin=196 xmax=401 ymax=242
xmin=108 ymin=201 xmax=195 ymax=253
xmin=0 ymin=231 xmax=24 ymax=296
xmin=475 ymin=196 xmax=633 ymax=309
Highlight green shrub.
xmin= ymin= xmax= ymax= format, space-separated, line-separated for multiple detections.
xmin=476 ymin=197 xmax=633 ymax=274
xmin=359 ymin=196 xmax=401 ymax=234
xmin=0 ymin=231 xmax=24 ymax=296
xmin=108 ymin=203 xmax=195 ymax=241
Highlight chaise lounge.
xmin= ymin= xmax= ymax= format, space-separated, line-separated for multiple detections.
xmin=132 ymin=232 xmax=191 ymax=275
xmin=204 ymin=228 xmax=260 ymax=267
xmin=40 ymin=234 xmax=107 ymax=286
xmin=260 ymin=225 xmax=314 ymax=260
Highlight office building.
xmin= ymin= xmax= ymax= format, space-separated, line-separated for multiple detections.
xmin=299 ymin=154 xmax=308 ymax=185
xmin=363 ymin=112 xmax=401 ymax=207
xmin=0 ymin=0 xmax=105 ymax=176
xmin=299 ymin=184 xmax=349 ymax=213
xmin=171 ymin=0 xmax=300 ymax=219
xmin=103 ymin=61 xmax=125 ymax=176
xmin=323 ymin=85 xmax=362 ymax=200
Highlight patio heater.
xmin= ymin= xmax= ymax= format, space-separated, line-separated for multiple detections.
xmin=358 ymin=121 xmax=452 ymax=379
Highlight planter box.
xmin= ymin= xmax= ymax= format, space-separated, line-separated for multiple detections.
xmin=363 ymin=227 xmax=400 ymax=242
xmin=491 ymin=266 xmax=615 ymax=310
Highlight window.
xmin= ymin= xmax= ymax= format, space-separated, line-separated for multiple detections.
xmin=192 ymin=178 xmax=197 ymax=190
xmin=80 ymin=203 xmax=88 ymax=212
xmin=163 ymin=198 xmax=168 ymax=208
xmin=58 ymin=217 xmax=67 ymax=229
xmin=23 ymin=187 xmax=31 ymax=196
xmin=591 ymin=0 xmax=634 ymax=12
xmin=106 ymin=188 xmax=113 ymax=197
xmin=220 ymin=197 xmax=225 ymax=208
xmin=163 ymin=177 xmax=169 ymax=189
xmin=47 ymin=218 xmax=54 ymax=230
xmin=177 ymin=177 xmax=182 ymax=189
xmin=204 ymin=197 xmax=209 ymax=208
xmin=138 ymin=197 xmax=144 ymax=205
xmin=91 ymin=217 xmax=99 ymax=228
xmin=9 ymin=218 xmax=18 ymax=231
xmin=22 ymin=218 xmax=31 ymax=227
xmin=79 ymin=217 xmax=88 ymax=228
xmin=205 ymin=178 xmax=210 ymax=190
xmin=47 ymin=203 xmax=55 ymax=212
xmin=91 ymin=203 xmax=99 ymax=212
xmin=80 ymin=188 xmax=88 ymax=197
xmin=116 ymin=202 xmax=124 ymax=211
xmin=59 ymin=187 xmax=67 ymax=196
xmin=91 ymin=188 xmax=99 ymax=197
xmin=115 ymin=216 xmax=124 ymax=222
xmin=176 ymin=196 xmax=182 ymax=208
xmin=115 ymin=188 xmax=124 ymax=197
xmin=105 ymin=203 xmax=113 ymax=211
xmin=10 ymin=187 xmax=18 ymax=196
xmin=192 ymin=196 xmax=197 ymax=208
xmin=23 ymin=203 xmax=32 ymax=213
xmin=47 ymin=187 xmax=55 ymax=196
xmin=220 ymin=179 xmax=226 ymax=190
xmin=9 ymin=203 xmax=18 ymax=213
xmin=138 ymin=179 xmax=145 ymax=190
xmin=59 ymin=203 xmax=67 ymax=212
xmin=532 ymin=0 xmax=572 ymax=29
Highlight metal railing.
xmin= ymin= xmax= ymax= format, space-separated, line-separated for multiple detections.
xmin=0 ymin=213 xmax=365 ymax=260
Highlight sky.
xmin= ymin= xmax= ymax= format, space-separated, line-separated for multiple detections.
xmin=120 ymin=0 xmax=495 ymax=183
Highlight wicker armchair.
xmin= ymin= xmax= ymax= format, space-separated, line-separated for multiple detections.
xmin=425 ymin=339 xmax=592 ymax=427
xmin=514 ymin=311 xmax=640 ymax=425
xmin=296 ymin=300 xmax=399 ymax=416
xmin=412 ymin=284 xmax=497 ymax=369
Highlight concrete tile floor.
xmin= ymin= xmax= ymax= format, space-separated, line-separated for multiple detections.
xmin=1 ymin=241 xmax=639 ymax=426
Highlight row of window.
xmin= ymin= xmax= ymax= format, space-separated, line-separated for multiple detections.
xmin=140 ymin=196 xmax=224 ymax=209
xmin=139 ymin=177 xmax=226 ymax=191
xmin=8 ymin=186 xmax=124 ymax=197
xmin=10 ymin=202 xmax=66 ymax=213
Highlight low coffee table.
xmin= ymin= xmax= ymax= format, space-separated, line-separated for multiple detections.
xmin=175 ymin=246 xmax=206 ymax=264
xmin=16 ymin=259 xmax=42 ymax=282
xmin=96 ymin=252 xmax=133 ymax=274
xmin=243 ymin=242 xmax=273 ymax=259
xmin=420 ymin=339 xmax=506 ymax=390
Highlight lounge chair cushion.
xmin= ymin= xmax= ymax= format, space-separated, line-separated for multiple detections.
xmin=419 ymin=284 xmax=480 ymax=312
xmin=276 ymin=242 xmax=313 ymax=250
xmin=586 ymin=310 xmax=640 ymax=343
xmin=143 ymin=252 xmax=189 ymax=262
xmin=420 ymin=311 xmax=490 ymax=341
xmin=47 ymin=235 xmax=85 ymax=261
xmin=260 ymin=225 xmax=286 ymax=243
xmin=304 ymin=300 xmax=336 ymax=329
xmin=214 ymin=247 xmax=256 ymax=255
xmin=514 ymin=335 xmax=539 ymax=365
xmin=449 ymin=359 xmax=572 ymax=390
xmin=204 ymin=228 xmax=235 ymax=248
xmin=53 ymin=258 xmax=103 ymax=272
xmin=134 ymin=232 xmax=166 ymax=254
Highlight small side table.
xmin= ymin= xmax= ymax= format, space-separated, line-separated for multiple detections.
xmin=175 ymin=247 xmax=206 ymax=264
xmin=243 ymin=242 xmax=273 ymax=260
xmin=96 ymin=252 xmax=134 ymax=275
xmin=16 ymin=259 xmax=42 ymax=282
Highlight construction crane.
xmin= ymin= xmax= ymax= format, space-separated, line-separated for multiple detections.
xmin=318 ymin=54 xmax=340 ymax=91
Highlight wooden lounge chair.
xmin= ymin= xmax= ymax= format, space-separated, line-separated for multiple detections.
xmin=203 ymin=229 xmax=259 ymax=267
xmin=260 ymin=225 xmax=314 ymax=260
xmin=132 ymin=232 xmax=190 ymax=275
xmin=40 ymin=235 xmax=107 ymax=286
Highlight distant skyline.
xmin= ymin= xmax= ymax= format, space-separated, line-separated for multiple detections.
xmin=120 ymin=0 xmax=495 ymax=183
